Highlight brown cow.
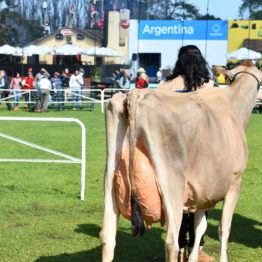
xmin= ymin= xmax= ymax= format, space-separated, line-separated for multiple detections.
xmin=100 ymin=62 xmax=262 ymax=262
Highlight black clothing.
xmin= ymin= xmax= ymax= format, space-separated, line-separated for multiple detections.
xmin=178 ymin=212 xmax=208 ymax=248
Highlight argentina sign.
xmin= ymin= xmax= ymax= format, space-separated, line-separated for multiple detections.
xmin=138 ymin=20 xmax=228 ymax=40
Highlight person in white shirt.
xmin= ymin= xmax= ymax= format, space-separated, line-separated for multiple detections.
xmin=69 ymin=70 xmax=84 ymax=108
xmin=39 ymin=75 xmax=52 ymax=112
xmin=35 ymin=68 xmax=50 ymax=107
xmin=156 ymin=68 xmax=164 ymax=83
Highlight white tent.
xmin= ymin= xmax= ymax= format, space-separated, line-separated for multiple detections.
xmin=37 ymin=45 xmax=55 ymax=55
xmin=22 ymin=45 xmax=54 ymax=56
xmin=83 ymin=47 xmax=123 ymax=57
xmin=0 ymin=44 xmax=55 ymax=56
xmin=0 ymin=44 xmax=123 ymax=57
xmin=54 ymin=44 xmax=87 ymax=55
xmin=227 ymin=47 xmax=262 ymax=60
xmin=0 ymin=44 xmax=21 ymax=56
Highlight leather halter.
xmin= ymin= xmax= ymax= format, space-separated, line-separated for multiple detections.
xmin=230 ymin=71 xmax=261 ymax=91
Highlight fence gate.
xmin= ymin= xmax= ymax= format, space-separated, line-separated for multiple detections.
xmin=0 ymin=117 xmax=86 ymax=200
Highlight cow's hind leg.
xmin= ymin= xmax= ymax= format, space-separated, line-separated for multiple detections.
xmin=163 ymin=193 xmax=184 ymax=262
xmin=100 ymin=188 xmax=120 ymax=262
xmin=188 ymin=211 xmax=207 ymax=262
xmin=154 ymin=170 xmax=184 ymax=262
xmin=100 ymin=96 xmax=125 ymax=262
xmin=219 ymin=176 xmax=242 ymax=262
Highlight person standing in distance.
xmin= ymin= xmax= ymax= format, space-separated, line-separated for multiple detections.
xmin=39 ymin=75 xmax=52 ymax=113
xmin=0 ymin=70 xmax=13 ymax=110
xmin=69 ymin=70 xmax=84 ymax=109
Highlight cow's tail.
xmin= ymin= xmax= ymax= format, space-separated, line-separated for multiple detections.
xmin=127 ymin=89 xmax=145 ymax=237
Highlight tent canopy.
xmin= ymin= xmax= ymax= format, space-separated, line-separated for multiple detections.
xmin=0 ymin=44 xmax=21 ymax=56
xmin=54 ymin=44 xmax=87 ymax=55
xmin=23 ymin=45 xmax=54 ymax=56
xmin=0 ymin=44 xmax=123 ymax=57
xmin=83 ymin=47 xmax=123 ymax=57
xmin=227 ymin=47 xmax=262 ymax=60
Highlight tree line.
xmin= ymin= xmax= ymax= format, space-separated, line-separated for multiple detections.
xmin=0 ymin=0 xmax=261 ymax=46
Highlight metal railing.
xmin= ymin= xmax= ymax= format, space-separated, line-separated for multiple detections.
xmin=0 ymin=117 xmax=87 ymax=200
xmin=0 ymin=85 xmax=261 ymax=114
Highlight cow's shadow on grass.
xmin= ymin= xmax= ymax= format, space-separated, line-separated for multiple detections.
xmin=34 ymin=211 xmax=261 ymax=262
xmin=35 ymin=223 xmax=166 ymax=262
xmin=206 ymin=209 xmax=262 ymax=248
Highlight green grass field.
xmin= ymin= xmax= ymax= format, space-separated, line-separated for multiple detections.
xmin=0 ymin=105 xmax=261 ymax=262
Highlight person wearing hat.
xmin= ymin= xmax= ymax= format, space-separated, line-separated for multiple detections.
xmin=34 ymin=68 xmax=50 ymax=111
xmin=51 ymin=72 xmax=63 ymax=102
xmin=39 ymin=74 xmax=52 ymax=113
xmin=135 ymin=68 xmax=149 ymax=89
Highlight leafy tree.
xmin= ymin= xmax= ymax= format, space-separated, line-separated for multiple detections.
xmin=134 ymin=0 xmax=200 ymax=20
xmin=0 ymin=5 xmax=43 ymax=45
xmin=250 ymin=9 xmax=262 ymax=19
xmin=239 ymin=0 xmax=262 ymax=19
xmin=196 ymin=14 xmax=221 ymax=20
xmin=127 ymin=0 xmax=221 ymax=20
xmin=0 ymin=0 xmax=16 ymax=7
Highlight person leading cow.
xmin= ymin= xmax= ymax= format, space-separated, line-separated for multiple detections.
xmin=158 ymin=45 xmax=215 ymax=262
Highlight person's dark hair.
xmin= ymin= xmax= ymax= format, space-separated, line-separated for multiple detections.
xmin=166 ymin=45 xmax=211 ymax=91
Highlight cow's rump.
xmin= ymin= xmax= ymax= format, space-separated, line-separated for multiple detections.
xmin=114 ymin=148 xmax=165 ymax=227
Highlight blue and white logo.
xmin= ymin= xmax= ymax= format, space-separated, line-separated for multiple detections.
xmin=210 ymin=24 xmax=223 ymax=37
xmin=138 ymin=20 xmax=228 ymax=40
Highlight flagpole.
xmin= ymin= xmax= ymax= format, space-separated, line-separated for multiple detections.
xmin=204 ymin=0 xmax=209 ymax=59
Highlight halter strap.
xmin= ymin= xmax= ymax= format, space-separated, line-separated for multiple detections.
xmin=230 ymin=71 xmax=260 ymax=91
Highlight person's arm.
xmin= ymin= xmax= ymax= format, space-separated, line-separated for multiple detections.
xmin=44 ymin=70 xmax=50 ymax=78
xmin=19 ymin=78 xmax=23 ymax=88
xmin=69 ymin=75 xmax=74 ymax=88
xmin=23 ymin=78 xmax=29 ymax=88
xmin=77 ymin=76 xmax=84 ymax=86
xmin=158 ymin=76 xmax=185 ymax=91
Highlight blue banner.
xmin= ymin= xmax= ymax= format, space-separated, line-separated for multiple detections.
xmin=138 ymin=20 xmax=228 ymax=40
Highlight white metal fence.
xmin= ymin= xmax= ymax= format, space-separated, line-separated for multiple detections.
xmin=0 ymin=117 xmax=87 ymax=200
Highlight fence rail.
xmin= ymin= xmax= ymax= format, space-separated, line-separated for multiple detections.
xmin=0 ymin=117 xmax=87 ymax=200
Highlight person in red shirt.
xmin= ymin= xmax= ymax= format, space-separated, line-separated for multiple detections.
xmin=135 ymin=68 xmax=149 ymax=89
xmin=22 ymin=71 xmax=35 ymax=109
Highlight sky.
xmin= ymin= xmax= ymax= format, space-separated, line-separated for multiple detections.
xmin=188 ymin=0 xmax=244 ymax=20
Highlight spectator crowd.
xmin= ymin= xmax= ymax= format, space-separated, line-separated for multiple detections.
xmin=0 ymin=67 xmax=86 ymax=112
